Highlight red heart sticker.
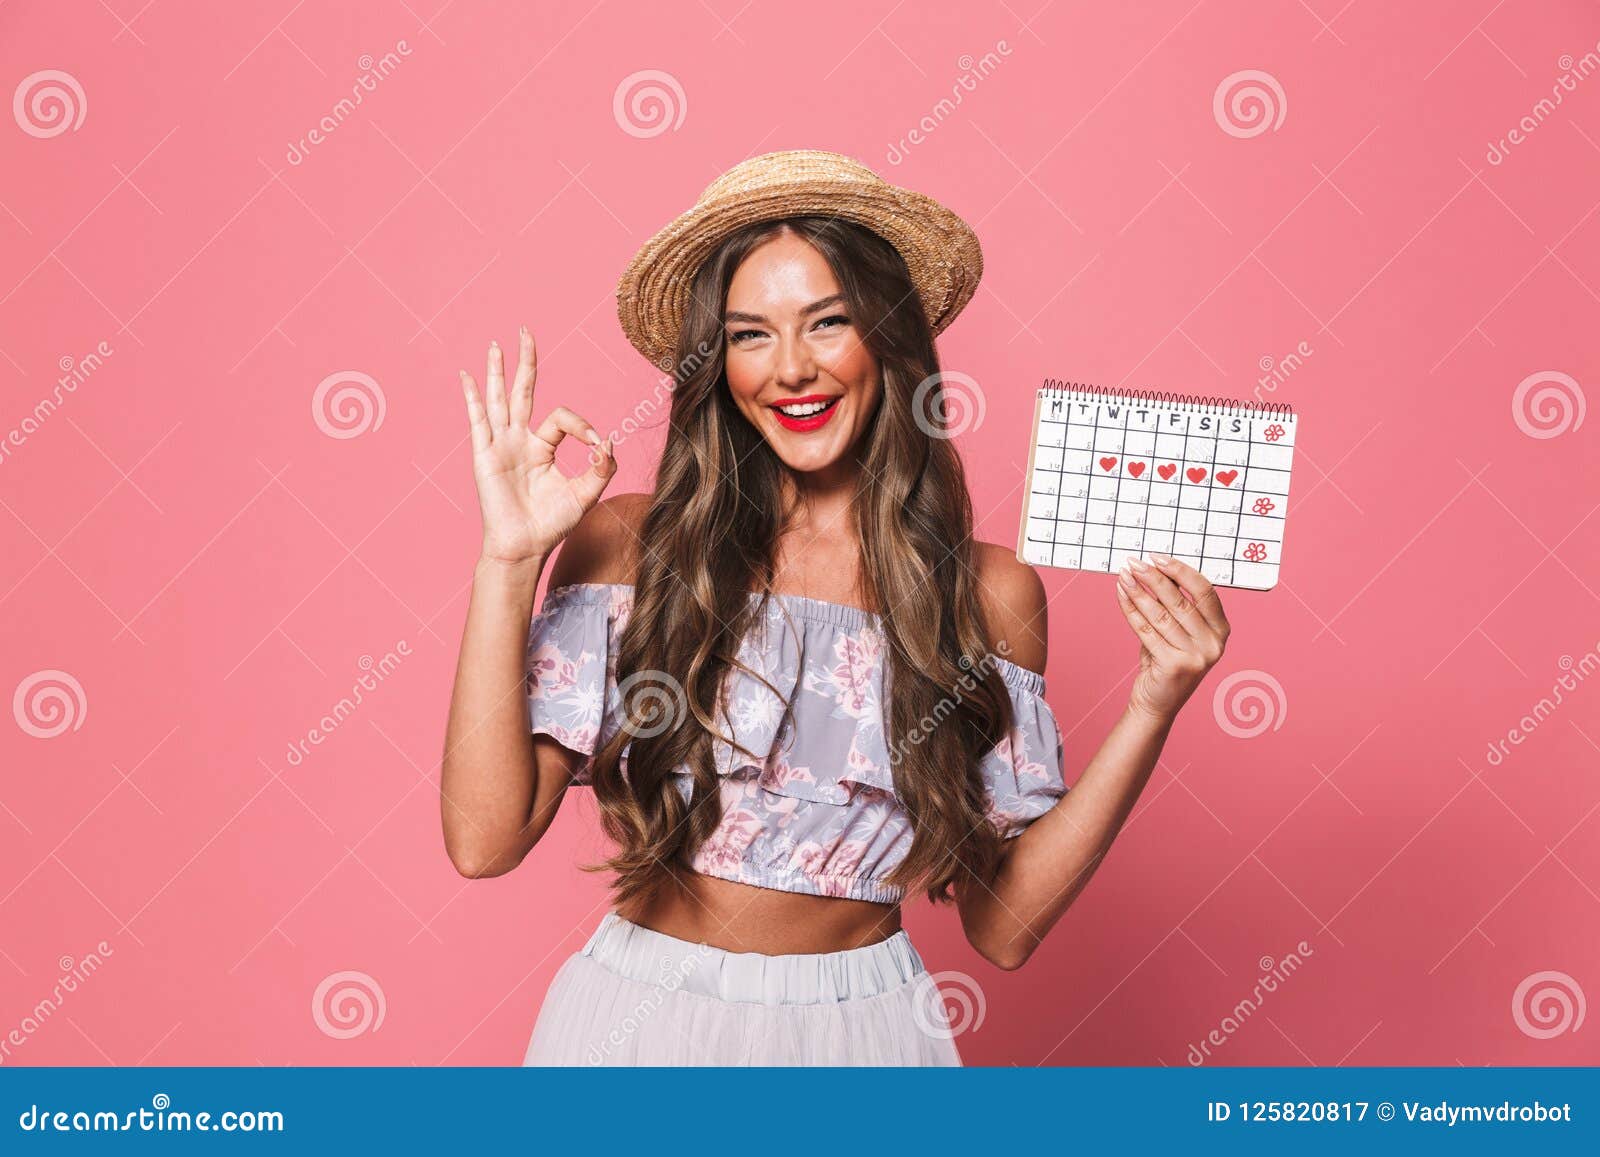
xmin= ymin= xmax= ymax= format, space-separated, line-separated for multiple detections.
xmin=1186 ymin=467 xmax=1207 ymax=483
xmin=1216 ymin=469 xmax=1238 ymax=487
xmin=1156 ymin=464 xmax=1177 ymax=481
xmin=1127 ymin=461 xmax=1146 ymax=478
xmin=1099 ymin=457 xmax=1118 ymax=472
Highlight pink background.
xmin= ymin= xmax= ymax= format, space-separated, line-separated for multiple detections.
xmin=2 ymin=0 xmax=1597 ymax=1066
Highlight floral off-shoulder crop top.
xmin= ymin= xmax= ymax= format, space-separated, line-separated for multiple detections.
xmin=525 ymin=582 xmax=1069 ymax=904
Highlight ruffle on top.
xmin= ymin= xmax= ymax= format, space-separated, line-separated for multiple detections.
xmin=525 ymin=582 xmax=1068 ymax=904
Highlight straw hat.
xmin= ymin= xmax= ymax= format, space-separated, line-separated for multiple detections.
xmin=616 ymin=149 xmax=983 ymax=371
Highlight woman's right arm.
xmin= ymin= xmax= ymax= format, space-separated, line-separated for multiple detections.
xmin=440 ymin=326 xmax=616 ymax=878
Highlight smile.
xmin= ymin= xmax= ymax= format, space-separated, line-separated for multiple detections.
xmin=769 ymin=395 xmax=841 ymax=431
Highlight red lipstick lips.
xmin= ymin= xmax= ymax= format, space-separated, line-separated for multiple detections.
xmin=768 ymin=394 xmax=841 ymax=432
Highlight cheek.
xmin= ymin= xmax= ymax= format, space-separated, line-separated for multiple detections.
xmin=823 ymin=338 xmax=879 ymax=390
xmin=723 ymin=351 xmax=764 ymax=400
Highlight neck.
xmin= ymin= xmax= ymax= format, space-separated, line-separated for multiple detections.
xmin=780 ymin=459 xmax=861 ymax=536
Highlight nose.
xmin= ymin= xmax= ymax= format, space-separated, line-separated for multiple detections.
xmin=773 ymin=330 xmax=816 ymax=388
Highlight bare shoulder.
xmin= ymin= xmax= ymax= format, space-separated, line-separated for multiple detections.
xmin=971 ymin=541 xmax=1049 ymax=676
xmin=545 ymin=492 xmax=651 ymax=589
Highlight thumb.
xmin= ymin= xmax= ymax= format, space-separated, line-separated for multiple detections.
xmin=566 ymin=435 xmax=616 ymax=511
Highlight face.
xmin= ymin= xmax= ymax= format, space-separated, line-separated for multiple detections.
xmin=721 ymin=231 xmax=882 ymax=475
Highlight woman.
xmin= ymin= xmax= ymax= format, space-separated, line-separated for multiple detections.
xmin=440 ymin=150 xmax=1229 ymax=1066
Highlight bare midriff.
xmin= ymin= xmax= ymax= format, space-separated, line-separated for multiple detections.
xmin=615 ymin=868 xmax=903 ymax=955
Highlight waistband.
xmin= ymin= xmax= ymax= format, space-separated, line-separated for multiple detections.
xmin=580 ymin=912 xmax=927 ymax=1006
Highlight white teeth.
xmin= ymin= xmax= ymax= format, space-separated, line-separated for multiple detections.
xmin=774 ymin=399 xmax=836 ymax=417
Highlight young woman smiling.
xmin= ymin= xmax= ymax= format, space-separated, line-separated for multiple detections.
xmin=440 ymin=150 xmax=1229 ymax=1066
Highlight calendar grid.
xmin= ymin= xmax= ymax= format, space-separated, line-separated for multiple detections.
xmin=1018 ymin=382 xmax=1297 ymax=592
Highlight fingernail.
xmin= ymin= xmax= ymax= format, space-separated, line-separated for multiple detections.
xmin=1150 ymin=552 xmax=1173 ymax=564
xmin=1118 ymin=567 xmax=1136 ymax=589
xmin=585 ymin=430 xmax=601 ymax=445
xmin=1129 ymin=557 xmax=1150 ymax=571
xmin=490 ymin=339 xmax=500 ymax=351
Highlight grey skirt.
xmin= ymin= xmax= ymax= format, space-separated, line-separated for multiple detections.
xmin=523 ymin=912 xmax=963 ymax=1066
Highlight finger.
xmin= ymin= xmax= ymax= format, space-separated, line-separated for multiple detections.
xmin=1115 ymin=581 xmax=1181 ymax=659
xmin=566 ymin=435 xmax=617 ymax=511
xmin=509 ymin=324 xmax=537 ymax=431
xmin=531 ymin=405 xmax=606 ymax=455
xmin=484 ymin=339 xmax=509 ymax=427
xmin=1118 ymin=563 xmax=1191 ymax=651
xmin=460 ymin=371 xmax=491 ymax=453
xmin=1127 ymin=557 xmax=1200 ymax=638
xmin=1148 ymin=553 xmax=1229 ymax=635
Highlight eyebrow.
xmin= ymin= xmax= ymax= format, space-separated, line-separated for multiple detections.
xmin=723 ymin=293 xmax=847 ymax=325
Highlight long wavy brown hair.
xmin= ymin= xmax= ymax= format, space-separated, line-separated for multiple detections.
xmin=584 ymin=215 xmax=1015 ymax=907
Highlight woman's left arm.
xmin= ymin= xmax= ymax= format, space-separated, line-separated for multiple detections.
xmin=957 ymin=554 xmax=1230 ymax=970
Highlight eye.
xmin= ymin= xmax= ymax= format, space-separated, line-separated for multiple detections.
xmin=813 ymin=314 xmax=850 ymax=331
xmin=728 ymin=328 xmax=765 ymax=344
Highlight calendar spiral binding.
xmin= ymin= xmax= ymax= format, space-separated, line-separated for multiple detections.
xmin=1039 ymin=379 xmax=1295 ymax=419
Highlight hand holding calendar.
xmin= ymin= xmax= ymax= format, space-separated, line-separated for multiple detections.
xmin=1016 ymin=381 xmax=1297 ymax=590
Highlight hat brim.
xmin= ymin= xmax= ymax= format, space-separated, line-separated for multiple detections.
xmin=616 ymin=175 xmax=983 ymax=371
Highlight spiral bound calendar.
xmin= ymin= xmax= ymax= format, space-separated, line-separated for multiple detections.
xmin=1016 ymin=381 xmax=1297 ymax=590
